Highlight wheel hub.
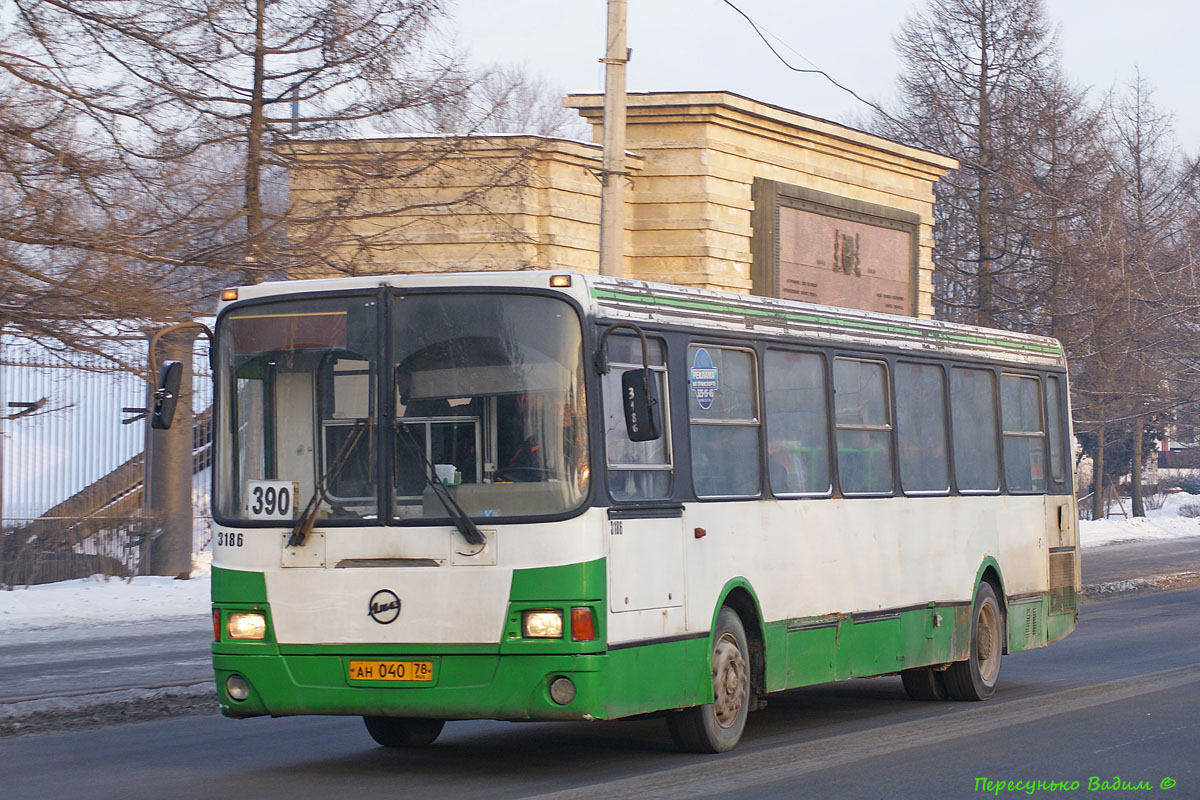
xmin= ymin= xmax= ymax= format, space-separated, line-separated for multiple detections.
xmin=712 ymin=632 xmax=747 ymax=728
xmin=976 ymin=601 xmax=1000 ymax=683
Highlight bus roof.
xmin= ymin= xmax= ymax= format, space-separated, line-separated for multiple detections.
xmin=585 ymin=275 xmax=1066 ymax=369
xmin=220 ymin=270 xmax=1066 ymax=369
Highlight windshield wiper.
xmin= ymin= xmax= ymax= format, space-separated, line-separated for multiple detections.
xmin=394 ymin=423 xmax=486 ymax=547
xmin=288 ymin=418 xmax=370 ymax=547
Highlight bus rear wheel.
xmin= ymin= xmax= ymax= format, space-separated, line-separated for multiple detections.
xmin=901 ymin=667 xmax=948 ymax=700
xmin=666 ymin=607 xmax=751 ymax=753
xmin=362 ymin=716 xmax=445 ymax=748
xmin=945 ymin=581 xmax=1003 ymax=701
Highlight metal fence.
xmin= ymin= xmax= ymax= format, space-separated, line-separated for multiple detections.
xmin=0 ymin=333 xmax=212 ymax=586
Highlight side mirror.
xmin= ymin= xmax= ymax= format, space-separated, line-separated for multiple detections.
xmin=151 ymin=360 xmax=183 ymax=430
xmin=621 ymin=368 xmax=662 ymax=442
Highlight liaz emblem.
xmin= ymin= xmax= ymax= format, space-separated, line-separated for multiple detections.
xmin=368 ymin=589 xmax=401 ymax=624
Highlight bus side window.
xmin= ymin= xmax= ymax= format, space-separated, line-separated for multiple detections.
xmin=950 ymin=367 xmax=1000 ymax=492
xmin=1045 ymin=375 xmax=1066 ymax=485
xmin=688 ymin=345 xmax=760 ymax=498
xmin=603 ymin=335 xmax=672 ymax=500
xmin=833 ymin=358 xmax=893 ymax=495
xmin=764 ymin=350 xmax=831 ymax=495
xmin=1001 ymin=374 xmax=1047 ymax=493
xmin=895 ymin=362 xmax=949 ymax=494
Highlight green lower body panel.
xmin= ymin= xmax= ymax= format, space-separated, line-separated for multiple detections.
xmin=212 ymin=559 xmax=1078 ymax=722
xmin=605 ymin=638 xmax=709 ymax=718
xmin=768 ymin=589 xmax=1076 ymax=693
xmin=1008 ymin=591 xmax=1078 ymax=653
xmin=773 ymin=603 xmax=971 ymax=691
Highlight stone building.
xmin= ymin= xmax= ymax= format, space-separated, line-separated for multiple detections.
xmin=286 ymin=91 xmax=956 ymax=318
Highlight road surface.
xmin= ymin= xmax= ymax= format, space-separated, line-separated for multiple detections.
xmin=2 ymin=582 xmax=1196 ymax=799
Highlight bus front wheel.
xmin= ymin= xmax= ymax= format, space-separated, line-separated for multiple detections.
xmin=362 ymin=716 xmax=445 ymax=748
xmin=945 ymin=581 xmax=1003 ymax=701
xmin=666 ymin=607 xmax=751 ymax=753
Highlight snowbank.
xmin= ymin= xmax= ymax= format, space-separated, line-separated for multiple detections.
xmin=0 ymin=552 xmax=211 ymax=634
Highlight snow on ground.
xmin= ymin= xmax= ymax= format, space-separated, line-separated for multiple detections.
xmin=1078 ymin=491 xmax=1200 ymax=547
xmin=2 ymin=498 xmax=1199 ymax=635
xmin=0 ymin=551 xmax=212 ymax=634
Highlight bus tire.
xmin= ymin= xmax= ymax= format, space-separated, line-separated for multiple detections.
xmin=666 ymin=607 xmax=751 ymax=753
xmin=945 ymin=581 xmax=1003 ymax=701
xmin=901 ymin=667 xmax=948 ymax=701
xmin=362 ymin=716 xmax=445 ymax=748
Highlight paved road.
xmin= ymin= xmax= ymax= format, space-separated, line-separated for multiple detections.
xmin=1080 ymin=536 xmax=1200 ymax=584
xmin=0 ymin=619 xmax=212 ymax=703
xmin=2 ymin=584 xmax=1197 ymax=799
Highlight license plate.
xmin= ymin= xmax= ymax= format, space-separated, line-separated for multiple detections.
xmin=348 ymin=660 xmax=434 ymax=682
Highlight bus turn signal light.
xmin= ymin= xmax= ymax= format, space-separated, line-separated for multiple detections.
xmin=571 ymin=607 xmax=596 ymax=641
xmin=212 ymin=609 xmax=221 ymax=642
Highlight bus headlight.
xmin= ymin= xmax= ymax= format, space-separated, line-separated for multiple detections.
xmin=522 ymin=610 xmax=563 ymax=638
xmin=226 ymin=612 xmax=267 ymax=640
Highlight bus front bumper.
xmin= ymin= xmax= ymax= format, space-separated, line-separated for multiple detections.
xmin=212 ymin=651 xmax=608 ymax=721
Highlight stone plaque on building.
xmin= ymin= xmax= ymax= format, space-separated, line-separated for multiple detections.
xmin=752 ymin=180 xmax=920 ymax=316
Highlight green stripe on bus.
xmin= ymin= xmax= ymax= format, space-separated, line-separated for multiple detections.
xmin=590 ymin=287 xmax=1062 ymax=356
xmin=509 ymin=558 xmax=606 ymax=602
xmin=212 ymin=566 xmax=267 ymax=603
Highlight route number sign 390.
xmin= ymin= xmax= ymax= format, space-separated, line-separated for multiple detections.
xmin=245 ymin=480 xmax=299 ymax=520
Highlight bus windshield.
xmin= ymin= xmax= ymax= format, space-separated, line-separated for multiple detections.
xmin=214 ymin=292 xmax=589 ymax=524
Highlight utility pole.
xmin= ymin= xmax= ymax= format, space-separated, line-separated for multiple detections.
xmin=144 ymin=329 xmax=197 ymax=578
xmin=598 ymin=0 xmax=629 ymax=278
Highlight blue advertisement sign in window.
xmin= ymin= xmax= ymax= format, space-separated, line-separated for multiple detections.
xmin=691 ymin=348 xmax=718 ymax=410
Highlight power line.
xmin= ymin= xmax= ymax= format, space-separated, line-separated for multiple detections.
xmin=719 ymin=0 xmax=888 ymax=120
xmin=716 ymin=0 xmax=1034 ymax=190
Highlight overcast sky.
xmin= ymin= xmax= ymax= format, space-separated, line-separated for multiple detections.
xmin=452 ymin=0 xmax=1197 ymax=156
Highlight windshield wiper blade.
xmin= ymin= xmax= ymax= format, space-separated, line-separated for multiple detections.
xmin=395 ymin=423 xmax=486 ymax=547
xmin=288 ymin=418 xmax=370 ymax=547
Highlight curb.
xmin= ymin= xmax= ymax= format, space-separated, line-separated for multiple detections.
xmin=1081 ymin=570 xmax=1200 ymax=598
xmin=0 ymin=682 xmax=217 ymax=737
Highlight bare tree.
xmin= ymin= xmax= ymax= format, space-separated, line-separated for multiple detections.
xmin=1092 ymin=76 xmax=1197 ymax=514
xmin=882 ymin=0 xmax=1200 ymax=516
xmin=0 ymin=20 xmax=215 ymax=361
xmin=10 ymin=0 xmax=577 ymax=289
xmin=12 ymin=0 xmax=455 ymax=277
xmin=884 ymin=0 xmax=1065 ymax=328
xmin=455 ymin=65 xmax=591 ymax=140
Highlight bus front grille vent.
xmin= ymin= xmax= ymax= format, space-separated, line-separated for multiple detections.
xmin=1024 ymin=607 xmax=1039 ymax=639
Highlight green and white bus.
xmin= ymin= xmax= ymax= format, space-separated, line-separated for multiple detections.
xmin=205 ymin=270 xmax=1079 ymax=753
